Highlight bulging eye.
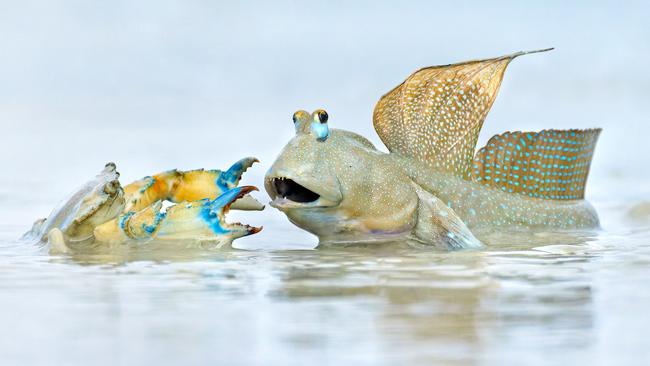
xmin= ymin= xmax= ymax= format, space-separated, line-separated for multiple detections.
xmin=292 ymin=112 xmax=299 ymax=124
xmin=317 ymin=110 xmax=328 ymax=124
xmin=310 ymin=110 xmax=330 ymax=142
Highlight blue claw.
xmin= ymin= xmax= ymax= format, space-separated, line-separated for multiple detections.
xmin=200 ymin=186 xmax=258 ymax=234
xmin=215 ymin=157 xmax=259 ymax=191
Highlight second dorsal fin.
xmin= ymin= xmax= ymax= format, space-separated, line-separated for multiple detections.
xmin=471 ymin=129 xmax=601 ymax=200
xmin=373 ymin=48 xmax=552 ymax=179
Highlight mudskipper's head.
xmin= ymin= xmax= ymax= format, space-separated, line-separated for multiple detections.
xmin=266 ymin=109 xmax=343 ymax=208
xmin=265 ymin=110 xmax=418 ymax=243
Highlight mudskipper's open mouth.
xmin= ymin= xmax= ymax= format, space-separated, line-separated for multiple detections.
xmin=272 ymin=178 xmax=320 ymax=203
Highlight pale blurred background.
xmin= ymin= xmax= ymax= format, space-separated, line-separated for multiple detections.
xmin=2 ymin=2 xmax=650 ymax=366
xmin=2 ymin=0 xmax=649 ymax=229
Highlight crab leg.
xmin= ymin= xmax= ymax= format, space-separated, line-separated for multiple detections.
xmin=94 ymin=186 xmax=262 ymax=246
xmin=123 ymin=157 xmax=263 ymax=212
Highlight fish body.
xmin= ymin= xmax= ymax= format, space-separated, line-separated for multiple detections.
xmin=265 ymin=50 xmax=601 ymax=249
xmin=396 ymin=154 xmax=599 ymax=229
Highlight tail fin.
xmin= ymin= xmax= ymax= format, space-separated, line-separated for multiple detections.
xmin=471 ymin=129 xmax=601 ymax=200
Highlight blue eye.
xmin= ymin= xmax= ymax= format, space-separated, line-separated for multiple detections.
xmin=311 ymin=121 xmax=329 ymax=141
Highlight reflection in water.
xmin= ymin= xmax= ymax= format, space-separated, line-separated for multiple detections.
xmin=0 ymin=215 xmax=649 ymax=365
xmin=269 ymin=235 xmax=599 ymax=365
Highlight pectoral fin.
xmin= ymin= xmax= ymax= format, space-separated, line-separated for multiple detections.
xmin=412 ymin=185 xmax=482 ymax=250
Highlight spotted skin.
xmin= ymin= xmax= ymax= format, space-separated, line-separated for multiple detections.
xmin=472 ymin=129 xmax=601 ymax=200
xmin=266 ymin=49 xmax=601 ymax=249
xmin=267 ymin=127 xmax=599 ymax=249
xmin=374 ymin=49 xmax=553 ymax=179
xmin=400 ymin=156 xmax=599 ymax=229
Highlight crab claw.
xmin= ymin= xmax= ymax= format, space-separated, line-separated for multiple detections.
xmin=122 ymin=157 xmax=264 ymax=213
xmin=216 ymin=157 xmax=265 ymax=211
xmin=216 ymin=157 xmax=259 ymax=190
xmin=94 ymin=186 xmax=263 ymax=246
xmin=230 ymin=194 xmax=265 ymax=211
xmin=201 ymin=185 xmax=263 ymax=238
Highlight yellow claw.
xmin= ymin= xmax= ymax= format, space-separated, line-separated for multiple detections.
xmin=94 ymin=186 xmax=262 ymax=247
xmin=94 ymin=201 xmax=163 ymax=243
xmin=123 ymin=157 xmax=264 ymax=212
xmin=123 ymin=170 xmax=214 ymax=212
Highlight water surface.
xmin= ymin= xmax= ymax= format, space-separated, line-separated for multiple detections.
xmin=1 ymin=180 xmax=649 ymax=366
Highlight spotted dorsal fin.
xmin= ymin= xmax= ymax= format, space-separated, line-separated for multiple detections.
xmin=471 ymin=129 xmax=601 ymax=200
xmin=373 ymin=48 xmax=552 ymax=179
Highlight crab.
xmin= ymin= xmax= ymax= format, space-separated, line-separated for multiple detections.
xmin=24 ymin=158 xmax=264 ymax=252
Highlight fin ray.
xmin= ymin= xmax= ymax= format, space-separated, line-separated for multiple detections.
xmin=373 ymin=49 xmax=552 ymax=178
xmin=471 ymin=128 xmax=601 ymax=200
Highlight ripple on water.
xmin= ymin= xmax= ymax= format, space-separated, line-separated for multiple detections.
xmin=0 ymin=211 xmax=650 ymax=365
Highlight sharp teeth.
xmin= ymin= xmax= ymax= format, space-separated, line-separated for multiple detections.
xmin=274 ymin=177 xmax=287 ymax=198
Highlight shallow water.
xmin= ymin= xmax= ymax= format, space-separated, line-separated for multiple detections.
xmin=1 ymin=179 xmax=649 ymax=366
